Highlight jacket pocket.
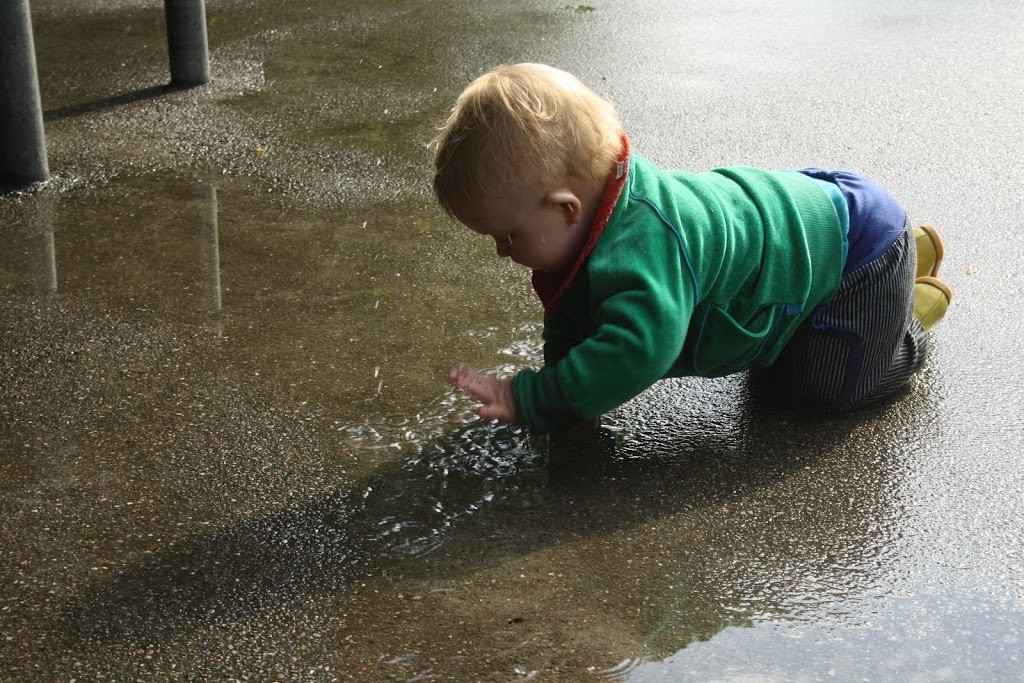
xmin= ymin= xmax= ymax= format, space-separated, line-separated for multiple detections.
xmin=688 ymin=301 xmax=794 ymax=375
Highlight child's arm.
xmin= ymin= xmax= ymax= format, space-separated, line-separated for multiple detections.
xmin=448 ymin=365 xmax=524 ymax=424
xmin=514 ymin=230 xmax=695 ymax=432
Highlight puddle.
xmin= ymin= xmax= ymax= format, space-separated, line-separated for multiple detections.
xmin=4 ymin=170 xmax=1012 ymax=679
xmin=2 ymin=172 xmax=534 ymax=428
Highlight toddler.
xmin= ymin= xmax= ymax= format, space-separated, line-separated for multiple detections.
xmin=432 ymin=63 xmax=951 ymax=433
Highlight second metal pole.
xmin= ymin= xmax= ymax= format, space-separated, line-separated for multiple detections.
xmin=165 ymin=0 xmax=210 ymax=86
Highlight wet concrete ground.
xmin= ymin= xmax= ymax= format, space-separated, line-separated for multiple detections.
xmin=2 ymin=0 xmax=1023 ymax=680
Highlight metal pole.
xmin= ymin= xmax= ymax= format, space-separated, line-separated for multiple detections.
xmin=0 ymin=0 xmax=49 ymax=187
xmin=165 ymin=0 xmax=210 ymax=86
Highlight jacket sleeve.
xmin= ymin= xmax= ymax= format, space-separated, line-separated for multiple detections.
xmin=540 ymin=309 xmax=581 ymax=368
xmin=513 ymin=218 xmax=697 ymax=433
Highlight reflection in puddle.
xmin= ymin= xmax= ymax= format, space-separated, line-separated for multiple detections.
xmin=197 ymin=184 xmax=223 ymax=333
xmin=4 ymin=192 xmax=58 ymax=293
xmin=616 ymin=593 xmax=1024 ymax=681
xmin=3 ymin=179 xmax=225 ymax=328
xmin=2 ymin=171 xmax=516 ymax=422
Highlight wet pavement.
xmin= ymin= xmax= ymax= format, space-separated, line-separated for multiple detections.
xmin=2 ymin=0 xmax=1023 ymax=680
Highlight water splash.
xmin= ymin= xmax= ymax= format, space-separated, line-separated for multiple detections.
xmin=337 ymin=348 xmax=550 ymax=558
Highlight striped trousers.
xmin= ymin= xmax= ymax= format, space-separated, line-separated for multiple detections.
xmin=751 ymin=222 xmax=928 ymax=413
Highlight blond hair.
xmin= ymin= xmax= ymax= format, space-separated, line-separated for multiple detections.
xmin=432 ymin=63 xmax=623 ymax=218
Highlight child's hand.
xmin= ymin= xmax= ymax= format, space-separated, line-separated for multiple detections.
xmin=448 ymin=365 xmax=523 ymax=425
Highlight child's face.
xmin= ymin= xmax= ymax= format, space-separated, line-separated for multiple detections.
xmin=456 ymin=182 xmax=591 ymax=273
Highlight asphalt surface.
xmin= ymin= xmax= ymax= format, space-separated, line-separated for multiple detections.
xmin=2 ymin=0 xmax=1023 ymax=681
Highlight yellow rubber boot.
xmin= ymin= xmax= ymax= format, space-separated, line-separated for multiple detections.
xmin=914 ymin=276 xmax=952 ymax=332
xmin=915 ymin=224 xmax=944 ymax=279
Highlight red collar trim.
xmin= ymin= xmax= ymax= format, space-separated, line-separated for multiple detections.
xmin=531 ymin=132 xmax=631 ymax=314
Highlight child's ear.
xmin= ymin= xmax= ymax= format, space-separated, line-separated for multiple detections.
xmin=545 ymin=188 xmax=583 ymax=226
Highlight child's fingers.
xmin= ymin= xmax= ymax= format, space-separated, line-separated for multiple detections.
xmin=449 ymin=366 xmax=520 ymax=423
xmin=478 ymin=399 xmax=519 ymax=423
xmin=448 ymin=365 xmax=493 ymax=399
xmin=477 ymin=405 xmax=502 ymax=420
xmin=447 ymin=364 xmax=474 ymax=389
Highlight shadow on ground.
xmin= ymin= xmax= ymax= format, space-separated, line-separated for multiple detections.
xmin=49 ymin=386 xmax=896 ymax=658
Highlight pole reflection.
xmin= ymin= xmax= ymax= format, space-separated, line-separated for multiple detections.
xmin=197 ymin=183 xmax=223 ymax=335
xmin=4 ymin=181 xmax=224 ymax=336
